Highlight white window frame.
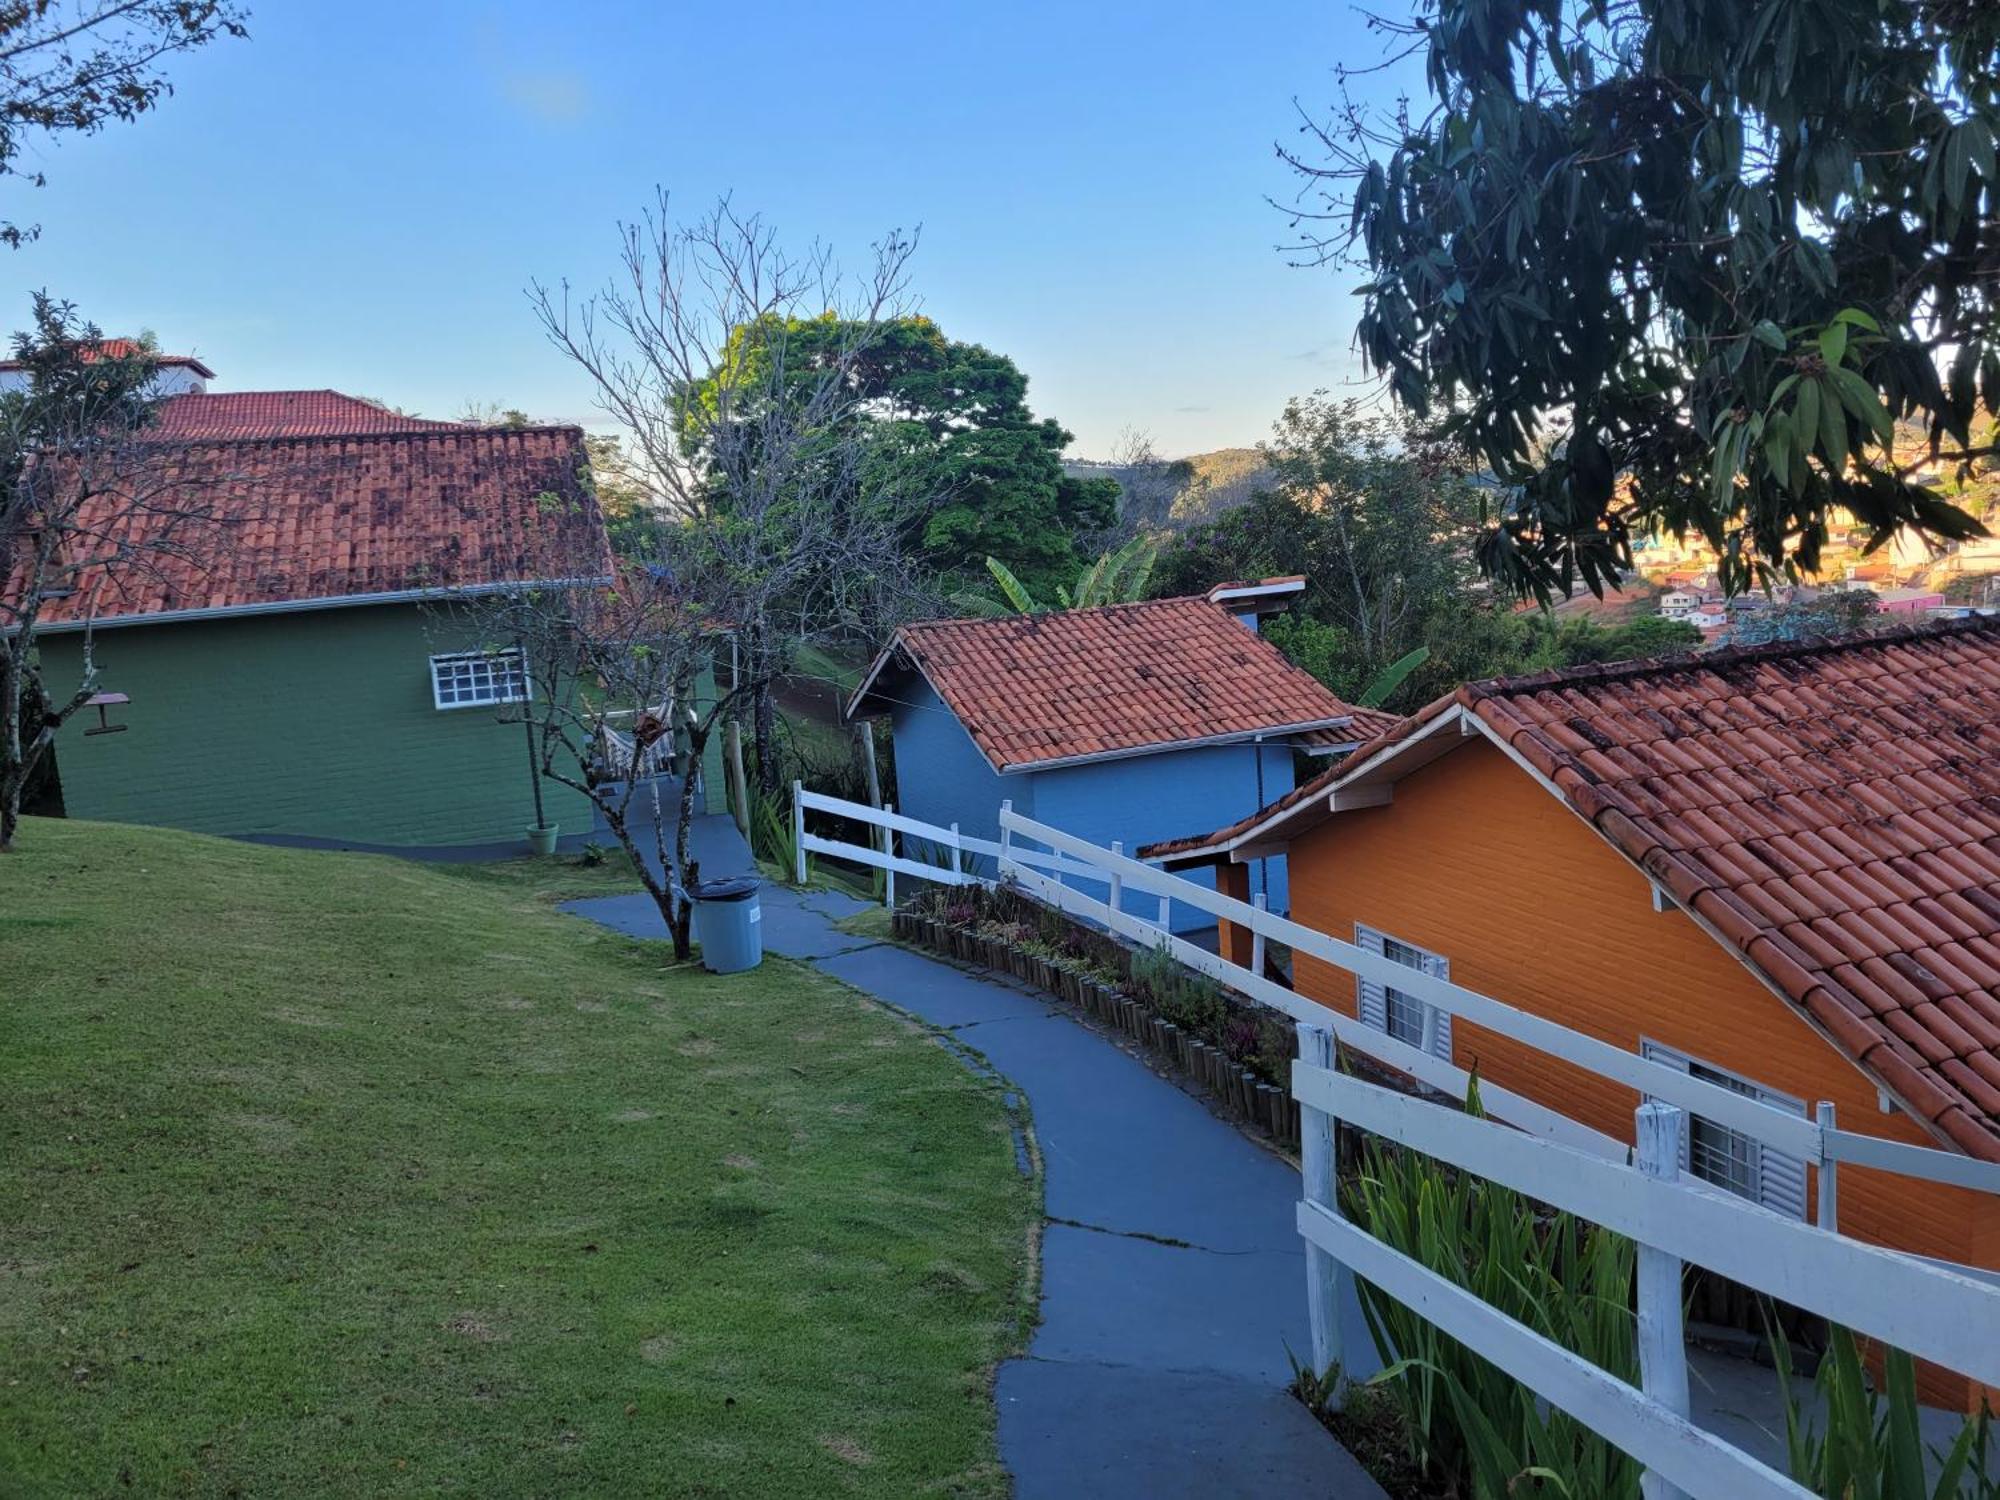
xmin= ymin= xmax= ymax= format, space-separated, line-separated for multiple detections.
xmin=1356 ymin=925 xmax=1453 ymax=1061
xmin=1641 ymin=1040 xmax=1808 ymax=1220
xmin=429 ymin=648 xmax=530 ymax=711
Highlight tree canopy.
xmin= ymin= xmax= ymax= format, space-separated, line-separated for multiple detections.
xmin=1152 ymin=395 xmax=1529 ymax=707
xmin=683 ymin=315 xmax=1118 ymax=600
xmin=1288 ymin=0 xmax=2000 ymax=600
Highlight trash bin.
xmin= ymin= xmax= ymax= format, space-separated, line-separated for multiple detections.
xmin=690 ymin=876 xmax=763 ymax=973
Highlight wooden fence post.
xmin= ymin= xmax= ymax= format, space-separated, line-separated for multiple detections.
xmin=1251 ymin=892 xmax=1268 ymax=976
xmin=791 ymin=779 xmax=806 ymax=886
xmin=1298 ymin=1022 xmax=1348 ymax=1404
xmin=883 ymin=801 xmax=896 ymax=910
xmin=1816 ymin=1101 xmax=1839 ymax=1233
xmin=1635 ymin=1101 xmax=1690 ymax=1500
xmin=949 ymin=822 xmax=963 ymax=885
xmin=725 ymin=720 xmax=750 ymax=836
xmin=1108 ymin=841 xmax=1124 ymax=918
xmin=999 ymin=799 xmax=1013 ymax=874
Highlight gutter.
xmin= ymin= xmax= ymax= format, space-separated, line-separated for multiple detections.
xmin=27 ymin=576 xmax=617 ymax=634
xmin=993 ymin=715 xmax=1358 ymax=775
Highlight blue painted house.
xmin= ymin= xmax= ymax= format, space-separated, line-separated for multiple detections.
xmin=846 ymin=579 xmax=1395 ymax=932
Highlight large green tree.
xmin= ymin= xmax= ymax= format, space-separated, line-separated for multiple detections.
xmin=1290 ymin=0 xmax=2000 ymax=600
xmin=690 ymin=315 xmax=1117 ymax=600
xmin=1153 ymin=395 xmax=1529 ymax=707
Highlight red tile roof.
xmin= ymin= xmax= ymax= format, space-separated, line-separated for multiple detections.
xmin=26 ymin=426 xmax=610 ymax=629
xmin=147 ymin=390 xmax=465 ymax=440
xmin=1151 ymin=621 xmax=2000 ymax=1160
xmin=847 ymin=595 xmax=1375 ymax=771
xmin=1295 ymin=710 xmax=1404 ymax=751
xmin=0 ymin=339 xmax=215 ymax=377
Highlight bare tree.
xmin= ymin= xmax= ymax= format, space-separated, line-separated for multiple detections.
xmin=0 ymin=297 xmax=238 ymax=849
xmin=1099 ymin=427 xmax=1194 ymax=542
xmin=451 ymin=544 xmax=751 ymax=961
xmin=529 ymin=192 xmax=939 ymax=795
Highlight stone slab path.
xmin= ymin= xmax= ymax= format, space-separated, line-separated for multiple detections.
xmin=568 ymin=876 xmax=1383 ymax=1498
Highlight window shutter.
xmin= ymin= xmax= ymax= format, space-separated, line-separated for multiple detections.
xmin=1755 ymin=1087 xmax=1809 ymax=1221
xmin=1355 ymin=927 xmax=1388 ymax=1032
xmin=1641 ymin=1043 xmax=1695 ymax=1172
xmin=1423 ymin=950 xmax=1452 ymax=1061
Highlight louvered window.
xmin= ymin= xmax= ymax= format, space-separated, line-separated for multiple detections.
xmin=1355 ymin=926 xmax=1453 ymax=1061
xmin=1641 ymin=1042 xmax=1807 ymax=1220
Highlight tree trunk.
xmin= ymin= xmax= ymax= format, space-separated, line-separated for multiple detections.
xmin=1 ymin=646 xmax=23 ymax=853
xmin=753 ymin=680 xmax=779 ymax=795
xmin=671 ymin=719 xmax=709 ymax=959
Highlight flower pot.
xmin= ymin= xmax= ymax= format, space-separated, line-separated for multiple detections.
xmin=526 ymin=823 xmax=560 ymax=857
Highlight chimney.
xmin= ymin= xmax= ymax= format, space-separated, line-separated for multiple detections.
xmin=1204 ymin=576 xmax=1307 ymax=633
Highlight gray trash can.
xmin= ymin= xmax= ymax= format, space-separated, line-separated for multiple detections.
xmin=690 ymin=876 xmax=763 ymax=973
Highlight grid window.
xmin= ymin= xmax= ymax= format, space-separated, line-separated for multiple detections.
xmin=1684 ymin=1060 xmax=1763 ymax=1199
xmin=430 ymin=649 xmax=528 ymax=710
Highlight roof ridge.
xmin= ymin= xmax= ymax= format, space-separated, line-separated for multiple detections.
xmin=1462 ymin=614 xmax=2000 ymax=702
xmin=139 ymin=422 xmax=585 ymax=448
xmin=906 ymin=593 xmax=1213 ymax=631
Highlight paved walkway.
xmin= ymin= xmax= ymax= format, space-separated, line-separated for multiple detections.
xmin=567 ymin=869 xmax=1383 ymax=1498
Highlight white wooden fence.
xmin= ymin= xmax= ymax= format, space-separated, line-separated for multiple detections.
xmin=797 ymin=790 xmax=2000 ymax=1497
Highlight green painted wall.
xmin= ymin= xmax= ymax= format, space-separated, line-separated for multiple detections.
xmin=36 ymin=604 xmax=626 ymax=847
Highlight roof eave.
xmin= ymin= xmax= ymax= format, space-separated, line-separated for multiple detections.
xmin=994 ymin=715 xmax=1357 ymax=776
xmin=27 ymin=576 xmax=616 ymax=633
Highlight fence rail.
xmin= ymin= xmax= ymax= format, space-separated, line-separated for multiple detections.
xmin=796 ymin=788 xmax=2000 ymax=1204
xmin=796 ymin=782 xmax=2000 ymax=1496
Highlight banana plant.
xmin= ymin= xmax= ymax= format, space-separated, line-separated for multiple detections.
xmin=1357 ymin=645 xmax=1430 ymax=709
xmin=977 ymin=535 xmax=1162 ymax=615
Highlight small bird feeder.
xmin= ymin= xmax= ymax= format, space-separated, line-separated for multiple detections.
xmin=82 ymin=692 xmax=129 ymax=736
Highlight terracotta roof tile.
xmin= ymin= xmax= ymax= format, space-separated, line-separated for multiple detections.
xmin=23 ymin=425 xmax=607 ymax=626
xmin=849 ymin=597 xmax=1377 ymax=772
xmin=1458 ymin=620 xmax=2000 ymax=1160
xmin=1151 ymin=617 xmax=2000 ymax=1161
xmin=146 ymin=390 xmax=467 ymax=441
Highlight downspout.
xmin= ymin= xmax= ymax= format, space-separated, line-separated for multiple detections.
xmin=1253 ymin=732 xmax=1268 ymax=904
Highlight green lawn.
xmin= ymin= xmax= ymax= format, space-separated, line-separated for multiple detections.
xmin=0 ymin=820 xmax=1036 ymax=1497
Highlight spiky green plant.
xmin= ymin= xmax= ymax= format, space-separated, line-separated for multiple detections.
xmin=1776 ymin=1323 xmax=1997 ymax=1499
xmin=1341 ymin=1077 xmax=1643 ymax=1499
xmin=747 ymin=784 xmax=811 ymax=883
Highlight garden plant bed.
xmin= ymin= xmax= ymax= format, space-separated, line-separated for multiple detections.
xmin=894 ymin=886 xmax=1307 ymax=1151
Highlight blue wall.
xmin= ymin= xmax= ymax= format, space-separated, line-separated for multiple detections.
xmin=887 ymin=678 xmax=1030 ymax=878
xmin=1029 ymin=741 xmax=1294 ymax=932
xmin=884 ymin=670 xmax=1294 ymax=933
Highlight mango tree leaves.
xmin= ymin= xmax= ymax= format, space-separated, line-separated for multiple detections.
xmin=1314 ymin=0 xmax=2000 ymax=601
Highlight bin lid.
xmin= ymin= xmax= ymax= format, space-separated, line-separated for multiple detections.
xmin=691 ymin=876 xmax=760 ymax=902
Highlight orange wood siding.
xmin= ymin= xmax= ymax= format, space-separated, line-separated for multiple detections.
xmin=1283 ymin=738 xmax=1994 ymax=1407
xmin=1216 ymin=862 xmax=1255 ymax=968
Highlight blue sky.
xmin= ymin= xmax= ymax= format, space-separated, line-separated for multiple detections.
xmin=3 ymin=1 xmax=1417 ymax=457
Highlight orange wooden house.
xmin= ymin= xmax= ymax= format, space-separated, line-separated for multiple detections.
xmin=1147 ymin=621 xmax=2000 ymax=1406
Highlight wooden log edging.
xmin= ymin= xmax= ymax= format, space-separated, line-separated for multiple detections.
xmin=892 ymin=909 xmax=1304 ymax=1151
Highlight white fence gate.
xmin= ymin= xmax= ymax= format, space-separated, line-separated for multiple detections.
xmin=795 ymin=791 xmax=2000 ymax=1499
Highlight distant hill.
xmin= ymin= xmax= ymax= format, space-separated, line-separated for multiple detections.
xmin=1065 ymin=445 xmax=1273 ymax=533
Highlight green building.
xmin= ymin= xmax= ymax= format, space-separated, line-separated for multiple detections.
xmin=31 ymin=387 xmax=724 ymax=852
